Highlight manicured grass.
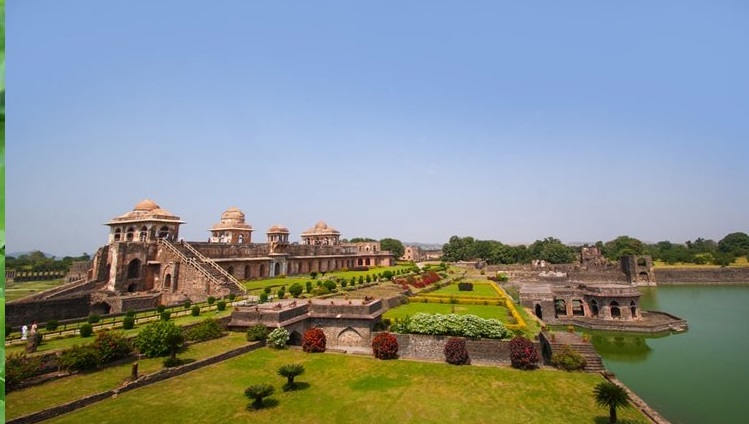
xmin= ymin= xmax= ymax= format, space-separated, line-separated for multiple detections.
xmin=5 ymin=332 xmax=250 ymax=420
xmin=5 ymin=279 xmax=67 ymax=302
xmin=42 ymin=347 xmax=649 ymax=424
xmin=383 ymin=302 xmax=509 ymax=320
xmin=5 ymin=309 xmax=234 ymax=355
xmin=242 ymin=265 xmax=414 ymax=293
xmin=426 ymin=281 xmax=499 ymax=298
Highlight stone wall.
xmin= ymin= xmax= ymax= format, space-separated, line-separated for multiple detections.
xmin=6 ymin=295 xmax=92 ymax=327
xmin=388 ymin=333 xmax=540 ymax=365
xmin=654 ymin=267 xmax=749 ymax=284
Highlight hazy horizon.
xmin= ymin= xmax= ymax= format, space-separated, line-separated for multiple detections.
xmin=6 ymin=1 xmax=749 ymax=257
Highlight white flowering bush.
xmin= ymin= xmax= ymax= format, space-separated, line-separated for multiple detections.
xmin=405 ymin=313 xmax=507 ymax=339
xmin=267 ymin=327 xmax=290 ymax=349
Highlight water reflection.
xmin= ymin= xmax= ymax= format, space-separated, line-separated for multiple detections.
xmin=591 ymin=333 xmax=653 ymax=362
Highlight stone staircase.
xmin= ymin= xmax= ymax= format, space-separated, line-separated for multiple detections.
xmin=550 ymin=341 xmax=605 ymax=372
xmin=158 ymin=239 xmax=246 ymax=295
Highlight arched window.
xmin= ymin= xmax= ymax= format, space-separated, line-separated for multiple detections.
xmin=572 ymin=299 xmax=585 ymax=316
xmin=158 ymin=226 xmax=170 ymax=239
xmin=244 ymin=265 xmax=251 ymax=280
xmin=139 ymin=226 xmax=148 ymax=242
xmin=114 ymin=228 xmax=122 ymax=242
xmin=610 ymin=301 xmax=621 ymax=318
xmin=554 ymin=299 xmax=567 ymax=317
xmin=630 ymin=300 xmax=637 ymax=318
xmin=126 ymin=227 xmax=135 ymax=242
xmin=164 ymin=274 xmax=172 ymax=289
xmin=127 ymin=259 xmax=141 ymax=279
xmin=274 ymin=263 xmax=281 ymax=276
xmin=259 ymin=264 xmax=266 ymax=278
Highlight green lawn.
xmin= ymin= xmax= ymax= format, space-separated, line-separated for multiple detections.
xmin=4 ymin=279 xmax=67 ymax=302
xmin=40 ymin=347 xmax=649 ymax=424
xmin=425 ymin=281 xmax=499 ymax=298
xmin=242 ymin=265 xmax=414 ymax=293
xmin=5 ymin=332 xmax=250 ymax=420
xmin=383 ymin=302 xmax=510 ymax=320
xmin=5 ymin=309 xmax=234 ymax=355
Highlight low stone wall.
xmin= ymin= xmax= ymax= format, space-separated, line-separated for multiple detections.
xmin=387 ymin=333 xmax=540 ymax=365
xmin=654 ymin=267 xmax=749 ymax=284
xmin=6 ymin=295 xmax=93 ymax=327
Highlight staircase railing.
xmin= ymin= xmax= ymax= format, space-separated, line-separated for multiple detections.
xmin=158 ymin=239 xmax=225 ymax=288
xmin=178 ymin=241 xmax=247 ymax=294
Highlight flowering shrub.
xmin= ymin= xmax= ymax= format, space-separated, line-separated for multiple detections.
xmin=509 ymin=335 xmax=540 ymax=370
xmin=444 ymin=337 xmax=470 ymax=365
xmin=404 ymin=313 xmax=507 ymax=339
xmin=267 ymin=327 xmax=290 ymax=349
xmin=302 ymin=328 xmax=327 ymax=353
xmin=372 ymin=332 xmax=399 ymax=360
xmin=92 ymin=330 xmax=133 ymax=363
xmin=6 ymin=353 xmax=44 ymax=389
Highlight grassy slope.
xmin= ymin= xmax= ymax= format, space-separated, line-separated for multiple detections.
xmin=41 ymin=347 xmax=649 ymax=424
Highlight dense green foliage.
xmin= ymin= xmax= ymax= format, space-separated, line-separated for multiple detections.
xmin=92 ymin=330 xmax=133 ymax=363
xmin=134 ymin=321 xmax=184 ymax=358
xmin=5 ymin=353 xmax=44 ymax=389
xmin=380 ymin=238 xmax=405 ymax=259
xmin=191 ymin=305 xmax=201 ymax=316
xmin=244 ymin=383 xmax=275 ymax=410
xmin=79 ymin=324 xmax=94 ymax=338
xmin=246 ymin=324 xmax=269 ymax=342
xmin=58 ymin=345 xmax=101 ymax=372
xmin=288 ymin=282 xmax=304 ymax=298
xmin=5 ymin=251 xmax=90 ymax=273
xmin=122 ymin=316 xmax=136 ymax=330
xmin=440 ymin=232 xmax=748 ymax=265
xmin=183 ymin=318 xmax=224 ymax=342
xmin=594 ymin=381 xmax=631 ymax=423
xmin=277 ymin=363 xmax=305 ymax=391
xmin=216 ymin=300 xmax=227 ymax=311
xmin=550 ymin=345 xmax=587 ymax=371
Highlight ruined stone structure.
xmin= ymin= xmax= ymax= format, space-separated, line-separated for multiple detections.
xmin=5 ymin=200 xmax=394 ymax=326
xmin=519 ymin=282 xmax=686 ymax=332
xmin=620 ymin=255 xmax=656 ymax=286
xmin=229 ymin=298 xmax=385 ymax=350
xmin=402 ymin=245 xmax=422 ymax=261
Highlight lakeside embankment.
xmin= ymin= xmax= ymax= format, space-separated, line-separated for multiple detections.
xmin=653 ymin=267 xmax=749 ymax=284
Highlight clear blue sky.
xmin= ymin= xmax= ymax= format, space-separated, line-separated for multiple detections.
xmin=6 ymin=1 xmax=749 ymax=257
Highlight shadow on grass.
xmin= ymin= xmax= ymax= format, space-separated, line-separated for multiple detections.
xmin=593 ymin=416 xmax=648 ymax=424
xmin=247 ymin=398 xmax=280 ymax=411
xmin=282 ymin=381 xmax=310 ymax=392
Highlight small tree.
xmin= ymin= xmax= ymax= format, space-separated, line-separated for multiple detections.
xmin=277 ymin=363 xmax=305 ymax=391
xmin=207 ymin=296 xmax=216 ymax=305
xmin=305 ymin=281 xmax=313 ymax=293
xmin=160 ymin=311 xmax=171 ymax=321
xmin=594 ymin=381 xmax=631 ymax=423
xmin=87 ymin=314 xmax=101 ymax=324
xmin=157 ymin=305 xmax=166 ymax=313
xmin=79 ymin=323 xmax=94 ymax=338
xmin=183 ymin=300 xmax=192 ymax=309
xmin=191 ymin=305 xmax=201 ymax=316
xmin=264 ymin=286 xmax=272 ymax=294
xmin=289 ymin=283 xmax=304 ymax=298
xmin=244 ymin=383 xmax=275 ymax=410
xmin=302 ymin=328 xmax=326 ymax=353
xmin=135 ymin=320 xmax=184 ymax=358
xmin=310 ymin=272 xmax=318 ymax=279
xmin=259 ymin=292 xmax=269 ymax=303
xmin=509 ymin=335 xmax=540 ymax=370
xmin=122 ymin=315 xmax=136 ymax=330
xmin=444 ymin=337 xmax=470 ymax=365
xmin=372 ymin=332 xmax=399 ymax=360
xmin=45 ymin=320 xmax=59 ymax=331
xmin=217 ymin=300 xmax=227 ymax=311
xmin=246 ymin=324 xmax=269 ymax=342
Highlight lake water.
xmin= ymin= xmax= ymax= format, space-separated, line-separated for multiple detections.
xmin=593 ymin=285 xmax=749 ymax=424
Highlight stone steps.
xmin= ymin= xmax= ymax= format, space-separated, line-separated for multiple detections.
xmin=550 ymin=342 xmax=605 ymax=372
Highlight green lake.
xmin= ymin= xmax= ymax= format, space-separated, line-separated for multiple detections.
xmin=593 ymin=285 xmax=749 ymax=424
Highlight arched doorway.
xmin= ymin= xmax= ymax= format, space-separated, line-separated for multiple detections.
xmin=590 ymin=299 xmax=599 ymax=317
xmin=630 ymin=301 xmax=637 ymax=318
xmin=610 ymin=301 xmax=621 ymax=318
xmin=259 ymin=264 xmax=266 ymax=278
xmin=274 ymin=263 xmax=281 ymax=276
xmin=535 ymin=304 xmax=543 ymax=319
xmin=572 ymin=299 xmax=585 ymax=316
xmin=127 ymin=259 xmax=141 ymax=279
xmin=244 ymin=265 xmax=251 ymax=280
xmin=554 ymin=299 xmax=567 ymax=318
xmin=164 ymin=274 xmax=172 ymax=289
xmin=90 ymin=302 xmax=111 ymax=316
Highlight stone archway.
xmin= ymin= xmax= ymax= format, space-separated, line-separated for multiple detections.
xmin=554 ymin=299 xmax=567 ymax=318
xmin=164 ymin=274 xmax=172 ymax=290
xmin=534 ymin=304 xmax=543 ymax=319
xmin=289 ymin=330 xmax=302 ymax=346
xmin=244 ymin=265 xmax=251 ymax=280
xmin=590 ymin=299 xmax=599 ymax=317
xmin=90 ymin=302 xmax=112 ymax=316
xmin=630 ymin=301 xmax=637 ymax=318
xmin=127 ymin=259 xmax=141 ymax=279
xmin=274 ymin=263 xmax=281 ymax=276
xmin=337 ymin=327 xmax=363 ymax=346
xmin=610 ymin=301 xmax=621 ymax=318
xmin=572 ymin=299 xmax=585 ymax=316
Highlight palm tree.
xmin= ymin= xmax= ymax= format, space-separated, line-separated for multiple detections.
xmin=593 ymin=381 xmax=631 ymax=423
xmin=244 ymin=383 xmax=274 ymax=410
xmin=277 ymin=363 xmax=305 ymax=391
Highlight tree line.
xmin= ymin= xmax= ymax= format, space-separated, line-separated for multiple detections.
xmin=440 ymin=232 xmax=749 ymax=266
xmin=6 ymin=251 xmax=91 ymax=273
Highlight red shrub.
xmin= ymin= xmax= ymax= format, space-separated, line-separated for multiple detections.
xmin=509 ymin=335 xmax=540 ymax=370
xmin=302 ymin=328 xmax=326 ymax=353
xmin=444 ymin=337 xmax=470 ymax=365
xmin=372 ymin=332 xmax=399 ymax=360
